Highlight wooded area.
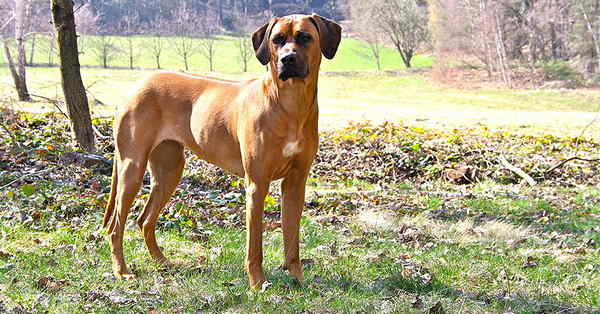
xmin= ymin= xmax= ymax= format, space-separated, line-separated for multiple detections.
xmin=1 ymin=0 xmax=599 ymax=89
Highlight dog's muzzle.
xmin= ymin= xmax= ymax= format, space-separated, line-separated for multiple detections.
xmin=278 ymin=52 xmax=308 ymax=81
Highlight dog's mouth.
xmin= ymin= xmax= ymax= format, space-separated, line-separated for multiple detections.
xmin=277 ymin=64 xmax=308 ymax=81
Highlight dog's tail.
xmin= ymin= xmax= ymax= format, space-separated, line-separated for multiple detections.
xmin=103 ymin=157 xmax=118 ymax=229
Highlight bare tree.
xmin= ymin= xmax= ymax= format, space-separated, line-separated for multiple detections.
xmin=22 ymin=0 xmax=52 ymax=66
xmin=578 ymin=0 xmax=600 ymax=74
xmin=170 ymin=6 xmax=200 ymax=71
xmin=73 ymin=3 xmax=99 ymax=56
xmin=370 ymin=0 xmax=429 ymax=68
xmin=350 ymin=0 xmax=384 ymax=71
xmin=145 ymin=18 xmax=168 ymax=69
xmin=51 ymin=0 xmax=96 ymax=153
xmin=197 ymin=12 xmax=219 ymax=72
xmin=88 ymin=34 xmax=121 ymax=68
xmin=233 ymin=12 xmax=255 ymax=72
xmin=2 ymin=0 xmax=32 ymax=101
xmin=236 ymin=35 xmax=252 ymax=72
xmin=122 ymin=12 xmax=140 ymax=69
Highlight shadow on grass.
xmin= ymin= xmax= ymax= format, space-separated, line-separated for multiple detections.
xmin=265 ymin=267 xmax=597 ymax=313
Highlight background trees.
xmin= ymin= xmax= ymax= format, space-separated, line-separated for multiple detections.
xmin=2 ymin=0 xmax=33 ymax=101
xmin=425 ymin=0 xmax=600 ymax=86
xmin=1 ymin=0 xmax=599 ymax=85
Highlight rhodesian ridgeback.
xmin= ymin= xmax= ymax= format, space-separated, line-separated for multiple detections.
xmin=103 ymin=14 xmax=341 ymax=289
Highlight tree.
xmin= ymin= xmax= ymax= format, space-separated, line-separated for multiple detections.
xmin=2 ymin=0 xmax=32 ymax=101
xmin=572 ymin=0 xmax=600 ymax=74
xmin=233 ymin=12 xmax=255 ymax=72
xmin=370 ymin=0 xmax=429 ymax=68
xmin=145 ymin=17 xmax=168 ymax=69
xmin=197 ymin=12 xmax=219 ymax=72
xmin=350 ymin=0 xmax=384 ymax=71
xmin=236 ymin=35 xmax=252 ymax=72
xmin=170 ymin=6 xmax=200 ymax=71
xmin=88 ymin=34 xmax=121 ymax=68
xmin=122 ymin=12 xmax=140 ymax=69
xmin=51 ymin=0 xmax=96 ymax=153
xmin=73 ymin=3 xmax=99 ymax=56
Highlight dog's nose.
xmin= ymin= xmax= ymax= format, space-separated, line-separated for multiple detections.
xmin=281 ymin=53 xmax=297 ymax=65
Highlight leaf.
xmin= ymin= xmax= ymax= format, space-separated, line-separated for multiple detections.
xmin=20 ymin=184 xmax=36 ymax=196
xmin=428 ymin=301 xmax=443 ymax=314
xmin=260 ymin=281 xmax=272 ymax=292
xmin=263 ymin=220 xmax=281 ymax=232
xmin=411 ymin=296 xmax=423 ymax=308
xmin=0 ymin=250 xmax=12 ymax=259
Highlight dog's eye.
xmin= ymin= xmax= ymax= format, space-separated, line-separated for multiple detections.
xmin=297 ymin=33 xmax=312 ymax=44
xmin=272 ymin=35 xmax=286 ymax=45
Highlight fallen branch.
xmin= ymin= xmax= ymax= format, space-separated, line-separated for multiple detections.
xmin=0 ymin=167 xmax=55 ymax=190
xmin=546 ymin=156 xmax=600 ymax=174
xmin=499 ymin=154 xmax=537 ymax=186
xmin=91 ymin=124 xmax=109 ymax=140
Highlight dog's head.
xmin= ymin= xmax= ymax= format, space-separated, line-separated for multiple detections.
xmin=252 ymin=14 xmax=342 ymax=82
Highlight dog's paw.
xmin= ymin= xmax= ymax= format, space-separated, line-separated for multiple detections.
xmin=114 ymin=271 xmax=136 ymax=280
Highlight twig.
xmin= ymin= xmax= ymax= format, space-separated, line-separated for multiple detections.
xmin=574 ymin=102 xmax=600 ymax=153
xmin=29 ymin=94 xmax=69 ymax=119
xmin=85 ymin=89 xmax=107 ymax=106
xmin=546 ymin=156 xmax=600 ymax=174
xmin=499 ymin=154 xmax=537 ymax=186
xmin=91 ymin=124 xmax=109 ymax=140
xmin=0 ymin=167 xmax=54 ymax=190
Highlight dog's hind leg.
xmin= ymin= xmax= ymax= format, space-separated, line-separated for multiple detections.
xmin=136 ymin=140 xmax=185 ymax=266
xmin=106 ymin=115 xmax=153 ymax=279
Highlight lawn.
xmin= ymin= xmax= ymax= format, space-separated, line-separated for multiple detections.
xmin=1 ymin=35 xmax=430 ymax=72
xmin=0 ymin=114 xmax=599 ymax=313
xmin=1 ymin=66 xmax=599 ymax=139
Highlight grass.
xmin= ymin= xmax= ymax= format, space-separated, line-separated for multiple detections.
xmin=0 ymin=114 xmax=599 ymax=312
xmin=1 ymin=67 xmax=599 ymax=139
xmin=1 ymin=180 xmax=599 ymax=312
xmin=2 ymin=35 xmax=429 ymax=72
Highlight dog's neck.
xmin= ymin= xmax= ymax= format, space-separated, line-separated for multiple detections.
xmin=264 ymin=63 xmax=319 ymax=122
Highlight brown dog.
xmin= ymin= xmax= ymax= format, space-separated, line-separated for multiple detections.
xmin=103 ymin=14 xmax=341 ymax=289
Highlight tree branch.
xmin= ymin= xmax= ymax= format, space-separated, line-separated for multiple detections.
xmin=546 ymin=157 xmax=600 ymax=174
xmin=499 ymin=154 xmax=537 ymax=186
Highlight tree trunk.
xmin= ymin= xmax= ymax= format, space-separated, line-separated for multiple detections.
xmin=6 ymin=0 xmax=32 ymax=101
xmin=51 ymin=0 xmax=96 ymax=154
xmin=128 ymin=38 xmax=134 ymax=69
xmin=3 ymin=40 xmax=31 ymax=101
xmin=29 ymin=33 xmax=36 ymax=65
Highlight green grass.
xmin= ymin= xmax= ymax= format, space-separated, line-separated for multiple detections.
xmin=1 ymin=67 xmax=599 ymax=139
xmin=1 ymin=181 xmax=599 ymax=312
xmin=1 ymin=114 xmax=599 ymax=312
xmin=2 ymin=35 xmax=427 ymax=72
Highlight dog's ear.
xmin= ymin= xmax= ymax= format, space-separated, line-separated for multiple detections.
xmin=309 ymin=14 xmax=342 ymax=59
xmin=252 ymin=18 xmax=278 ymax=65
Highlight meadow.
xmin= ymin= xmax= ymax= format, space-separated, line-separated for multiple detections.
xmin=1 ymin=35 xmax=599 ymax=313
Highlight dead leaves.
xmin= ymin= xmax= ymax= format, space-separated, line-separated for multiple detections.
xmin=36 ymin=276 xmax=66 ymax=292
xmin=314 ymin=122 xmax=599 ymax=187
xmin=0 ymin=250 xmax=12 ymax=259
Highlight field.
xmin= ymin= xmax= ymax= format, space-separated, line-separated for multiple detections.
xmin=0 ymin=35 xmax=432 ymax=72
xmin=1 ymin=35 xmax=600 ymax=313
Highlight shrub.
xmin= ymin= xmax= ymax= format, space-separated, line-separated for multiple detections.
xmin=539 ymin=61 xmax=583 ymax=85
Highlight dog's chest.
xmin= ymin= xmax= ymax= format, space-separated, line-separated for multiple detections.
xmin=282 ymin=140 xmax=301 ymax=157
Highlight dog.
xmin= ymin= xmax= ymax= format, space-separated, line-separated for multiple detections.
xmin=103 ymin=13 xmax=341 ymax=289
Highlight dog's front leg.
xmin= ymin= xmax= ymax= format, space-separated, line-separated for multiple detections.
xmin=244 ymin=177 xmax=269 ymax=289
xmin=281 ymin=168 xmax=309 ymax=282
